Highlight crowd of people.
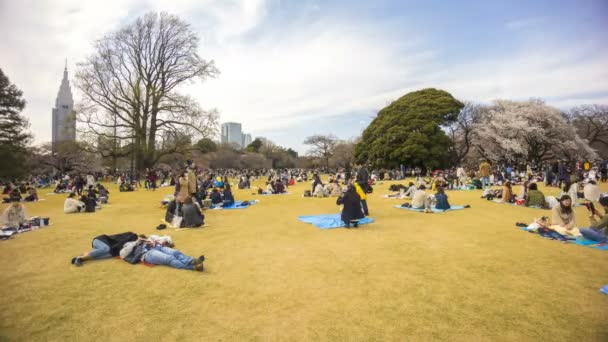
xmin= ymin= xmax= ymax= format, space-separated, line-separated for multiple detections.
xmin=2 ymin=157 xmax=608 ymax=270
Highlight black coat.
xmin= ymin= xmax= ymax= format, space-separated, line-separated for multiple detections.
xmin=94 ymin=232 xmax=138 ymax=256
xmin=337 ymin=191 xmax=364 ymax=223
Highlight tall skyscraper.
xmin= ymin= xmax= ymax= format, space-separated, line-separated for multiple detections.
xmin=52 ymin=62 xmax=76 ymax=144
xmin=220 ymin=122 xmax=253 ymax=149
xmin=242 ymin=133 xmax=252 ymax=147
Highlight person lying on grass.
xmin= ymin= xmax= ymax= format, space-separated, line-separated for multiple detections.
xmin=71 ymin=232 xmax=138 ymax=266
xmin=119 ymin=235 xmax=205 ymax=271
xmin=580 ymin=196 xmax=608 ymax=243
xmin=337 ymin=183 xmax=364 ymax=228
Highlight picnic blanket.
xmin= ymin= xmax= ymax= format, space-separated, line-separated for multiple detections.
xmin=518 ymin=226 xmax=608 ymax=250
xmin=298 ymin=214 xmax=374 ymax=229
xmin=491 ymin=199 xmax=582 ymax=209
xmin=213 ymin=200 xmax=258 ymax=210
xmin=491 ymin=199 xmax=547 ymax=209
xmin=393 ymin=205 xmax=467 ymax=213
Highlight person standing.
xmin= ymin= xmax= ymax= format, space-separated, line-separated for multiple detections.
xmin=479 ymin=160 xmax=491 ymax=189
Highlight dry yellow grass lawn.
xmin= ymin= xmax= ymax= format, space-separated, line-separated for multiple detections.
xmin=0 ymin=179 xmax=607 ymax=341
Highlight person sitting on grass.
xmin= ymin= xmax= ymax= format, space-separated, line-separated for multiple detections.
xmin=580 ymin=196 xmax=608 ymax=243
xmin=327 ymin=179 xmax=343 ymax=197
xmin=313 ymin=182 xmax=327 ymax=198
xmin=411 ymin=185 xmax=433 ymax=213
xmin=434 ymin=186 xmax=451 ymax=211
xmin=222 ymin=184 xmax=235 ymax=207
xmin=97 ymin=184 xmax=110 ymax=204
xmin=2 ymin=188 xmax=22 ymax=203
xmin=525 ymin=183 xmax=545 ymax=208
xmin=181 ymin=197 xmax=205 ymax=227
xmin=23 ymin=186 xmax=38 ymax=202
xmin=404 ymin=182 xmax=417 ymax=199
xmin=71 ymin=232 xmax=138 ymax=266
xmin=550 ymin=194 xmax=580 ymax=236
xmin=80 ymin=193 xmax=96 ymax=213
xmin=337 ymin=183 xmax=364 ymax=228
xmin=274 ymin=179 xmax=286 ymax=194
xmin=119 ymin=235 xmax=205 ymax=271
xmin=1 ymin=200 xmax=27 ymax=229
xmin=64 ymin=193 xmax=85 ymax=213
xmin=501 ymin=180 xmax=514 ymax=203
xmin=210 ymin=188 xmax=223 ymax=206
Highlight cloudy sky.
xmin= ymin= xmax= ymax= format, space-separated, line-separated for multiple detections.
xmin=1 ymin=0 xmax=607 ymax=152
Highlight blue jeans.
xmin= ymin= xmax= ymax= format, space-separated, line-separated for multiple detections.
xmin=580 ymin=228 xmax=607 ymax=243
xmin=143 ymin=246 xmax=195 ymax=270
xmin=89 ymin=239 xmax=112 ymax=259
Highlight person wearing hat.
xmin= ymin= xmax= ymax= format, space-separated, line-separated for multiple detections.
xmin=580 ymin=196 xmax=608 ymax=243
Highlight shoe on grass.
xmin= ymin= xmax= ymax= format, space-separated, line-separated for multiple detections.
xmin=71 ymin=257 xmax=83 ymax=267
xmin=191 ymin=255 xmax=205 ymax=265
xmin=194 ymin=262 xmax=205 ymax=272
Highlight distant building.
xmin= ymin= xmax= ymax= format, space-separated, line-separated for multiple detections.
xmin=52 ymin=63 xmax=76 ymax=144
xmin=242 ymin=133 xmax=252 ymax=147
xmin=220 ymin=122 xmax=252 ymax=149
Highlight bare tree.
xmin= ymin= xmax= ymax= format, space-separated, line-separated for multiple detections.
xmin=446 ymin=101 xmax=483 ymax=165
xmin=304 ymin=134 xmax=338 ymax=168
xmin=75 ymin=12 xmax=219 ymax=171
xmin=566 ymin=104 xmax=608 ymax=158
xmin=330 ymin=140 xmax=356 ymax=168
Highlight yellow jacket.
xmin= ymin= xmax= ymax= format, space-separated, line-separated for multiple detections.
xmin=354 ymin=183 xmax=367 ymax=200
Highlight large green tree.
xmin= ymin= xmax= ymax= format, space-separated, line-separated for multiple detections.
xmin=0 ymin=68 xmax=31 ymax=178
xmin=355 ymin=88 xmax=463 ymax=169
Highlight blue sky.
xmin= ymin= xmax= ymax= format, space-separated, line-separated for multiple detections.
xmin=1 ymin=0 xmax=607 ymax=153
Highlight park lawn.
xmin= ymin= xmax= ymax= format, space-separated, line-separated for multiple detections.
xmin=0 ymin=179 xmax=607 ymax=341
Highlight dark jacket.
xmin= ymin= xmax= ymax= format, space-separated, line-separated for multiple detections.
xmin=435 ymin=193 xmax=450 ymax=210
xmin=223 ymin=190 xmax=235 ymax=204
xmin=357 ymin=167 xmax=369 ymax=185
xmin=210 ymin=192 xmax=222 ymax=204
xmin=165 ymin=200 xmax=178 ymax=222
xmin=94 ymin=232 xmax=138 ymax=257
xmin=182 ymin=203 xmax=204 ymax=227
xmin=337 ymin=190 xmax=364 ymax=223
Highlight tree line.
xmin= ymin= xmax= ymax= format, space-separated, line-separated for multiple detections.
xmin=1 ymin=12 xmax=607 ymax=178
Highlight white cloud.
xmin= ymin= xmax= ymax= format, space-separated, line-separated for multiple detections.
xmin=0 ymin=0 xmax=606 ymax=149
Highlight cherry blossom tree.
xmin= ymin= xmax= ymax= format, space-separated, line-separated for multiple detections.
xmin=472 ymin=99 xmax=596 ymax=166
